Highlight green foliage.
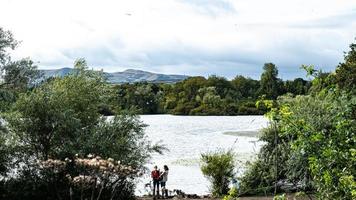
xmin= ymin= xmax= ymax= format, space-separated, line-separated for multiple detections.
xmin=238 ymin=123 xmax=306 ymax=196
xmin=2 ymin=58 xmax=42 ymax=92
xmin=260 ymin=63 xmax=282 ymax=99
xmin=241 ymin=41 xmax=356 ymax=197
xmin=111 ymin=65 xmax=307 ymax=116
xmin=273 ymin=193 xmax=287 ymax=200
xmin=1 ymin=59 xmax=162 ymax=199
xmin=223 ymin=187 xmax=239 ymax=200
xmin=284 ymin=78 xmax=310 ymax=95
xmin=0 ymin=155 xmax=138 ymax=200
xmin=282 ymin=92 xmax=356 ymax=199
xmin=5 ymin=60 xmax=105 ymax=160
xmin=201 ymin=150 xmax=235 ymax=197
xmin=335 ymin=42 xmax=356 ymax=91
xmin=0 ymin=27 xmax=18 ymax=65
xmin=0 ymin=88 xmax=16 ymax=112
xmin=114 ymin=82 xmax=163 ymax=114
xmin=0 ymin=28 xmax=41 ymax=112
xmin=241 ymin=82 xmax=355 ymax=199
xmin=75 ymin=114 xmax=163 ymax=169
xmin=232 ymin=75 xmax=260 ymax=99
xmin=0 ymin=121 xmax=8 ymax=176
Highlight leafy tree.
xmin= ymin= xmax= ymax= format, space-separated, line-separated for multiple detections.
xmin=206 ymin=75 xmax=233 ymax=98
xmin=2 ymin=59 xmax=162 ymax=199
xmin=278 ymin=91 xmax=355 ymax=199
xmin=0 ymin=28 xmax=40 ymax=112
xmin=260 ymin=63 xmax=280 ymax=99
xmin=114 ymin=83 xmax=163 ymax=114
xmin=76 ymin=114 xmax=162 ymax=168
xmin=241 ymin=51 xmax=355 ymax=199
xmin=231 ymin=75 xmax=260 ymax=99
xmin=191 ymin=87 xmax=224 ymax=115
xmin=5 ymin=60 xmax=104 ymax=160
xmin=284 ymin=78 xmax=310 ymax=95
xmin=182 ymin=76 xmax=207 ymax=101
xmin=2 ymin=58 xmax=42 ymax=91
xmin=5 ymin=59 xmax=161 ymax=165
xmin=335 ymin=42 xmax=356 ymax=90
xmin=0 ymin=27 xmax=18 ymax=66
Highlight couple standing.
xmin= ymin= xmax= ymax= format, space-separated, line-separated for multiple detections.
xmin=151 ymin=165 xmax=169 ymax=199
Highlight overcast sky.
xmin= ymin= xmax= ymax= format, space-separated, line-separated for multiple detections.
xmin=1 ymin=0 xmax=355 ymax=79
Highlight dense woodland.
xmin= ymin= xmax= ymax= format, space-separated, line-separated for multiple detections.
xmin=109 ymin=64 xmax=310 ymax=116
xmin=0 ymin=27 xmax=355 ymax=200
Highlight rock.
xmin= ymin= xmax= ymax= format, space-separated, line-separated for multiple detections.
xmin=186 ymin=194 xmax=200 ymax=198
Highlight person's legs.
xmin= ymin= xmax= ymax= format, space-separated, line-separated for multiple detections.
xmin=161 ymin=182 xmax=166 ymax=198
xmin=155 ymin=180 xmax=160 ymax=198
xmin=153 ymin=180 xmax=159 ymax=199
xmin=161 ymin=182 xmax=167 ymax=198
xmin=152 ymin=181 xmax=156 ymax=198
xmin=165 ymin=187 xmax=168 ymax=198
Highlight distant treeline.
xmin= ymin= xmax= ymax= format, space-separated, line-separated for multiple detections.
xmin=107 ymin=63 xmax=311 ymax=115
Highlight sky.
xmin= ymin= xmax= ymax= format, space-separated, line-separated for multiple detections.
xmin=0 ymin=0 xmax=355 ymax=80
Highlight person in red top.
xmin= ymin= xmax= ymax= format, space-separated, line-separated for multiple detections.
xmin=151 ymin=165 xmax=161 ymax=199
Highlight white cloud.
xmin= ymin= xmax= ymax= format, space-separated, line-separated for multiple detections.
xmin=0 ymin=0 xmax=355 ymax=79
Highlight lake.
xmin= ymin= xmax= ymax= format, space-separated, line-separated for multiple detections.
xmin=136 ymin=115 xmax=268 ymax=195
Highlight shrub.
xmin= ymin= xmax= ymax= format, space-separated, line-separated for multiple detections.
xmin=201 ymin=150 xmax=235 ymax=197
xmin=0 ymin=155 xmax=138 ymax=200
xmin=273 ymin=193 xmax=287 ymax=200
xmin=223 ymin=187 xmax=239 ymax=200
xmin=240 ymin=90 xmax=356 ymax=199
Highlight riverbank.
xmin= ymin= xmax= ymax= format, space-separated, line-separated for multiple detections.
xmin=138 ymin=193 xmax=313 ymax=200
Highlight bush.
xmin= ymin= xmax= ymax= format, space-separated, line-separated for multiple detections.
xmin=273 ymin=193 xmax=287 ymax=200
xmin=240 ymin=90 xmax=355 ymax=199
xmin=201 ymin=150 xmax=235 ymax=197
xmin=0 ymin=155 xmax=138 ymax=200
xmin=223 ymin=187 xmax=239 ymax=200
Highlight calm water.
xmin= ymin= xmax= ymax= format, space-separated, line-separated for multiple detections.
xmin=136 ymin=115 xmax=268 ymax=195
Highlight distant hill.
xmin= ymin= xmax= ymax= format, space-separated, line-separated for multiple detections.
xmin=40 ymin=68 xmax=189 ymax=84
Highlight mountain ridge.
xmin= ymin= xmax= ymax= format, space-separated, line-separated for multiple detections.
xmin=40 ymin=68 xmax=189 ymax=84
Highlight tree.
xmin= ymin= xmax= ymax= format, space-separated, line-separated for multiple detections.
xmin=2 ymin=58 xmax=41 ymax=91
xmin=240 ymin=72 xmax=355 ymax=199
xmin=191 ymin=87 xmax=224 ymax=115
xmin=3 ymin=59 xmax=162 ymax=199
xmin=335 ymin=42 xmax=356 ymax=90
xmin=231 ymin=75 xmax=260 ymax=99
xmin=5 ymin=60 xmax=104 ymax=160
xmin=277 ymin=91 xmax=355 ymax=199
xmin=0 ymin=28 xmax=40 ymax=112
xmin=259 ymin=63 xmax=280 ymax=99
xmin=206 ymin=75 xmax=233 ymax=98
xmin=5 ymin=59 xmax=160 ymax=163
xmin=0 ymin=27 xmax=18 ymax=66
xmin=284 ymin=78 xmax=310 ymax=95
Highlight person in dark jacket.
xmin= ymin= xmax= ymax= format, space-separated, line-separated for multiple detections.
xmin=151 ymin=165 xmax=160 ymax=199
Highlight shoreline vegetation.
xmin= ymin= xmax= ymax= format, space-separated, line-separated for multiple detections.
xmin=0 ymin=27 xmax=355 ymax=200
